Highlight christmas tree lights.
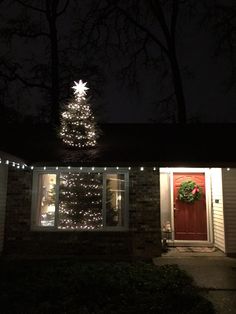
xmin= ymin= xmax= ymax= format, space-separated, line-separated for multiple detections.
xmin=60 ymin=80 xmax=98 ymax=148
xmin=58 ymin=172 xmax=103 ymax=230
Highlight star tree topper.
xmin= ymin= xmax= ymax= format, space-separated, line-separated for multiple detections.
xmin=72 ymin=80 xmax=89 ymax=97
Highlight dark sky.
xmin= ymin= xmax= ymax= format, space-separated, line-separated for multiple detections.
xmin=0 ymin=0 xmax=235 ymax=123
xmin=103 ymin=15 xmax=235 ymax=123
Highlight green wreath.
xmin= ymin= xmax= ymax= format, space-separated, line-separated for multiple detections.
xmin=178 ymin=180 xmax=202 ymax=203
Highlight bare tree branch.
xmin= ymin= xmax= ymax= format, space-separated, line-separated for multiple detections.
xmin=57 ymin=0 xmax=70 ymax=17
xmin=115 ymin=4 xmax=169 ymax=55
xmin=148 ymin=0 xmax=172 ymax=46
xmin=15 ymin=0 xmax=46 ymax=13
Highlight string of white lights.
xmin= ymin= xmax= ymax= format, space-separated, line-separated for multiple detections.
xmin=0 ymin=158 xmax=27 ymax=169
xmin=0 ymin=159 xmax=158 ymax=172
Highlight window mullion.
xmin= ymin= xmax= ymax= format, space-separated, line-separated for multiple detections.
xmin=54 ymin=172 xmax=60 ymax=229
xmin=102 ymin=173 xmax=106 ymax=229
xmin=125 ymin=173 xmax=129 ymax=229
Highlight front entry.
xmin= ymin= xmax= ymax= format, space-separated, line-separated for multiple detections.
xmin=173 ymin=173 xmax=207 ymax=241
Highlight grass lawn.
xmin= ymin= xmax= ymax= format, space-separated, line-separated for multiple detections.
xmin=0 ymin=259 xmax=214 ymax=313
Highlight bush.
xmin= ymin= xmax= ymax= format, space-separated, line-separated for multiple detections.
xmin=0 ymin=259 xmax=214 ymax=313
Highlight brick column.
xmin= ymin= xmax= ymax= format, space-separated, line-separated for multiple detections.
xmin=129 ymin=168 xmax=161 ymax=258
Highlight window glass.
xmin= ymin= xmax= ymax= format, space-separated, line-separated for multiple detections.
xmin=106 ymin=174 xmax=125 ymax=226
xmin=37 ymin=174 xmax=56 ymax=226
xmin=58 ymin=172 xmax=103 ymax=230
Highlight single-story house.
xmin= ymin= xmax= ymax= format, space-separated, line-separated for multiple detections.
xmin=1 ymin=124 xmax=236 ymax=259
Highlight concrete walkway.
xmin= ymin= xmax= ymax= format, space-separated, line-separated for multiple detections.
xmin=153 ymin=252 xmax=236 ymax=314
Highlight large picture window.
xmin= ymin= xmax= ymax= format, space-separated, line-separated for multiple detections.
xmin=32 ymin=170 xmax=128 ymax=230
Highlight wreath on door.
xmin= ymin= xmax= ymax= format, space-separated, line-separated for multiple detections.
xmin=178 ymin=180 xmax=202 ymax=203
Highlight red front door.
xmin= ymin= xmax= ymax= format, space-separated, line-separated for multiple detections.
xmin=173 ymin=173 xmax=207 ymax=240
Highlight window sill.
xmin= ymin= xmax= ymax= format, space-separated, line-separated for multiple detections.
xmin=30 ymin=226 xmax=129 ymax=232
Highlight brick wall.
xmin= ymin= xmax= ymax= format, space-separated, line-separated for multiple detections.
xmin=3 ymin=167 xmax=161 ymax=259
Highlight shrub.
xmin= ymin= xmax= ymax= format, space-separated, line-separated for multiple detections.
xmin=0 ymin=259 xmax=214 ymax=313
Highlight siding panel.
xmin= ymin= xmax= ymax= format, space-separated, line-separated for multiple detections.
xmin=222 ymin=169 xmax=236 ymax=254
xmin=0 ymin=165 xmax=8 ymax=253
xmin=210 ymin=168 xmax=225 ymax=252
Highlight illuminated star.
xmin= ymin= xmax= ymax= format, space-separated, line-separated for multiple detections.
xmin=72 ymin=80 xmax=89 ymax=96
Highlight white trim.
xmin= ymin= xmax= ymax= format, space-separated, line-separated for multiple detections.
xmin=160 ymin=167 xmax=208 ymax=173
xmin=160 ymin=167 xmax=213 ymax=243
xmin=221 ymin=169 xmax=227 ymax=252
xmin=170 ymin=171 xmax=174 ymax=239
xmin=205 ymin=169 xmax=213 ymax=243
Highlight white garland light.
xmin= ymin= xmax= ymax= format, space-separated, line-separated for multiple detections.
xmin=0 ymin=157 xmax=159 ymax=172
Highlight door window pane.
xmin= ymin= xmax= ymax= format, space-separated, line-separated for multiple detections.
xmin=106 ymin=174 xmax=125 ymax=226
xmin=37 ymin=174 xmax=56 ymax=226
xmin=58 ymin=172 xmax=103 ymax=230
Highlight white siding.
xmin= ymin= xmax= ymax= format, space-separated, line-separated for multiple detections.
xmin=210 ymin=168 xmax=225 ymax=252
xmin=0 ymin=165 xmax=8 ymax=253
xmin=160 ymin=173 xmax=171 ymax=228
xmin=222 ymin=168 xmax=236 ymax=254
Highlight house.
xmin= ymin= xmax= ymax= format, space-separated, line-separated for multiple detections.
xmin=1 ymin=124 xmax=236 ymax=259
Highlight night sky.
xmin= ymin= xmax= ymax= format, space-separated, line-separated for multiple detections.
xmin=0 ymin=0 xmax=235 ymax=124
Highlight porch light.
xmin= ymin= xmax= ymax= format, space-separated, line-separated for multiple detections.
xmin=6 ymin=160 xmax=9 ymax=164
xmin=128 ymin=167 xmax=131 ymax=170
xmin=140 ymin=167 xmax=144 ymax=171
xmin=227 ymin=168 xmax=230 ymax=171
xmin=43 ymin=166 xmax=47 ymax=170
xmin=31 ymin=166 xmax=34 ymax=170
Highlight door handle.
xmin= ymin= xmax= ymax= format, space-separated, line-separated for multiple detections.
xmin=174 ymin=207 xmax=179 ymax=211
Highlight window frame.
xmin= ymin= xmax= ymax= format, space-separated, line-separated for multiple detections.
xmin=31 ymin=167 xmax=129 ymax=231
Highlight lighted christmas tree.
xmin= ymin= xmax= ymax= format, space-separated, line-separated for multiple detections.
xmin=58 ymin=173 xmax=103 ymax=230
xmin=60 ymin=80 xmax=98 ymax=147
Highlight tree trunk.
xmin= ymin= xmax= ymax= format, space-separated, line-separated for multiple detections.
xmin=49 ymin=20 xmax=60 ymax=126
xmin=169 ymin=50 xmax=187 ymax=124
xmin=46 ymin=0 xmax=60 ymax=127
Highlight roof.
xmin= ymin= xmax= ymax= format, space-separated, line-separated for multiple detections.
xmin=1 ymin=123 xmax=236 ymax=167
xmin=0 ymin=150 xmax=27 ymax=165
